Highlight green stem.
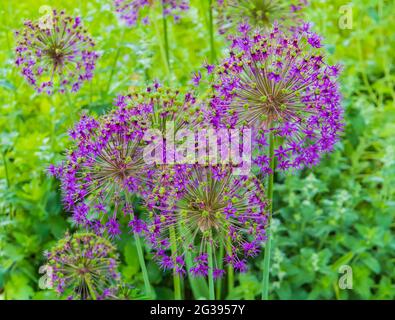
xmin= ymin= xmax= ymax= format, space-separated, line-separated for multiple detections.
xmin=208 ymin=0 xmax=216 ymax=64
xmin=215 ymin=242 xmax=224 ymax=299
xmin=162 ymin=4 xmax=171 ymax=76
xmin=105 ymin=30 xmax=125 ymax=98
xmin=126 ymin=195 xmax=152 ymax=298
xmin=227 ymin=239 xmax=234 ymax=293
xmin=134 ymin=232 xmax=153 ymax=298
xmin=85 ymin=276 xmax=97 ymax=300
xmin=169 ymin=225 xmax=182 ymax=300
xmin=261 ymin=132 xmax=275 ymax=300
xmin=207 ymin=240 xmax=215 ymax=300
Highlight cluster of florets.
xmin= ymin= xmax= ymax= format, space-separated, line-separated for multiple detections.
xmin=145 ymin=165 xmax=268 ymax=276
xmin=14 ymin=9 xmax=98 ymax=94
xmin=208 ymin=23 xmax=343 ymax=174
xmin=48 ymin=105 xmax=151 ymax=237
xmin=114 ymin=0 xmax=189 ymax=26
xmin=216 ymin=0 xmax=308 ymax=35
xmin=44 ymin=232 xmax=120 ymax=300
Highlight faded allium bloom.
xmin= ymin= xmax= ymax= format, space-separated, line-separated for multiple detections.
xmin=49 ymin=106 xmax=152 ymax=237
xmin=14 ymin=9 xmax=98 ymax=94
xmin=146 ymin=165 xmax=268 ymax=276
xmin=208 ymin=24 xmax=343 ymax=174
xmin=114 ymin=0 xmax=189 ymax=27
xmin=44 ymin=232 xmax=120 ymax=300
xmin=217 ymin=0 xmax=308 ymax=34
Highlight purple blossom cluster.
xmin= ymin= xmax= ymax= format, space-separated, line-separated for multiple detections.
xmin=145 ymin=165 xmax=268 ymax=276
xmin=48 ymin=105 xmax=152 ymax=237
xmin=207 ymin=23 xmax=344 ymax=174
xmin=14 ymin=9 xmax=98 ymax=94
xmin=44 ymin=232 xmax=120 ymax=300
xmin=217 ymin=0 xmax=308 ymax=35
xmin=114 ymin=0 xmax=189 ymax=27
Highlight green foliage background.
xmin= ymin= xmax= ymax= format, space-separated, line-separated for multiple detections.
xmin=0 ymin=0 xmax=394 ymax=299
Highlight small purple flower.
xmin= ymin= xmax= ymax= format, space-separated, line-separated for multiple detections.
xmin=146 ymin=165 xmax=268 ymax=277
xmin=44 ymin=232 xmax=120 ymax=300
xmin=14 ymin=9 xmax=98 ymax=94
xmin=208 ymin=24 xmax=344 ymax=174
xmin=217 ymin=0 xmax=309 ymax=34
xmin=114 ymin=0 xmax=190 ymax=27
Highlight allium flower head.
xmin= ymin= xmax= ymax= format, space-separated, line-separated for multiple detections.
xmin=146 ymin=165 xmax=268 ymax=276
xmin=208 ymin=24 xmax=343 ymax=174
xmin=14 ymin=9 xmax=98 ymax=94
xmin=217 ymin=0 xmax=308 ymax=34
xmin=44 ymin=232 xmax=120 ymax=300
xmin=114 ymin=0 xmax=189 ymax=27
xmin=50 ymin=106 xmax=151 ymax=237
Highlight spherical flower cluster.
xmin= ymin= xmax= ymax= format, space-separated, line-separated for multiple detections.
xmin=44 ymin=232 xmax=120 ymax=300
xmin=217 ymin=0 xmax=308 ymax=34
xmin=208 ymin=23 xmax=343 ymax=174
xmin=14 ymin=9 xmax=98 ymax=94
xmin=49 ymin=106 xmax=151 ymax=237
xmin=114 ymin=0 xmax=189 ymax=27
xmin=146 ymin=165 xmax=268 ymax=276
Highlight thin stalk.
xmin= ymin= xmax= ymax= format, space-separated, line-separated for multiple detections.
xmin=261 ymin=132 xmax=275 ymax=300
xmin=105 ymin=30 xmax=125 ymax=98
xmin=227 ymin=239 xmax=234 ymax=293
xmin=134 ymin=232 xmax=153 ymax=298
xmin=162 ymin=3 xmax=171 ymax=76
xmin=125 ymin=195 xmax=152 ymax=298
xmin=207 ymin=239 xmax=215 ymax=300
xmin=215 ymin=242 xmax=224 ymax=299
xmin=208 ymin=0 xmax=216 ymax=64
xmin=169 ymin=225 xmax=182 ymax=300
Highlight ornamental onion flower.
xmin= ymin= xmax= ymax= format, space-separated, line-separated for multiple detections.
xmin=14 ymin=9 xmax=98 ymax=94
xmin=114 ymin=0 xmax=190 ymax=27
xmin=49 ymin=106 xmax=152 ymax=237
xmin=217 ymin=0 xmax=308 ymax=34
xmin=146 ymin=165 xmax=268 ymax=276
xmin=44 ymin=232 xmax=120 ymax=300
xmin=208 ymin=23 xmax=344 ymax=174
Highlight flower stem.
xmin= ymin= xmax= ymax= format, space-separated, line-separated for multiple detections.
xmin=134 ymin=232 xmax=153 ymax=298
xmin=169 ymin=225 xmax=182 ymax=300
xmin=208 ymin=0 xmax=216 ymax=64
xmin=216 ymin=242 xmax=224 ymax=299
xmin=227 ymin=239 xmax=234 ymax=293
xmin=162 ymin=3 xmax=171 ymax=76
xmin=261 ymin=131 xmax=275 ymax=300
xmin=207 ymin=238 xmax=215 ymax=300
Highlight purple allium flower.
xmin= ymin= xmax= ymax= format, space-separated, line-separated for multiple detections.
xmin=146 ymin=165 xmax=268 ymax=276
xmin=44 ymin=232 xmax=120 ymax=300
xmin=14 ymin=9 xmax=98 ymax=94
xmin=208 ymin=24 xmax=344 ymax=174
xmin=50 ymin=107 xmax=152 ymax=236
xmin=217 ymin=0 xmax=308 ymax=34
xmin=114 ymin=0 xmax=190 ymax=27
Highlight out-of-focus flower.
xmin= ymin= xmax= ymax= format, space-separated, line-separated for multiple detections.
xmin=14 ymin=9 xmax=98 ymax=94
xmin=146 ymin=165 xmax=268 ymax=276
xmin=44 ymin=232 xmax=120 ymax=300
xmin=114 ymin=0 xmax=189 ymax=27
xmin=217 ymin=0 xmax=308 ymax=34
xmin=208 ymin=23 xmax=343 ymax=174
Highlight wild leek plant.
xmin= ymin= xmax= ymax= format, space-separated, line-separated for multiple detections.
xmin=14 ymin=9 xmax=98 ymax=94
